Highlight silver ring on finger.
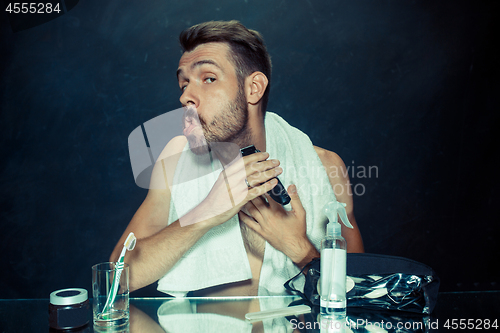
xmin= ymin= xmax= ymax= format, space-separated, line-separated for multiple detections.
xmin=245 ymin=179 xmax=251 ymax=188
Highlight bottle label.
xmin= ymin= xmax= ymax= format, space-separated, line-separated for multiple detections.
xmin=320 ymin=248 xmax=347 ymax=301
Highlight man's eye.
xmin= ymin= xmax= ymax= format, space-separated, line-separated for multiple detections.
xmin=180 ymin=85 xmax=187 ymax=92
xmin=204 ymin=77 xmax=216 ymax=84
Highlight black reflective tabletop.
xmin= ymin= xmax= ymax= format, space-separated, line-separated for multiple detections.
xmin=1 ymin=292 xmax=499 ymax=332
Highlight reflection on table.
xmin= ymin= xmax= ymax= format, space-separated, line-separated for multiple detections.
xmin=0 ymin=291 xmax=498 ymax=332
xmin=131 ymin=296 xmax=295 ymax=333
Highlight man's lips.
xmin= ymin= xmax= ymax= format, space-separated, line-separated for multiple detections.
xmin=183 ymin=123 xmax=196 ymax=136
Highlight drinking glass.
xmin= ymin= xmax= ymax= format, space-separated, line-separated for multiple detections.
xmin=92 ymin=262 xmax=129 ymax=330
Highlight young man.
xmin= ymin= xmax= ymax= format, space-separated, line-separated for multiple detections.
xmin=111 ymin=20 xmax=363 ymax=297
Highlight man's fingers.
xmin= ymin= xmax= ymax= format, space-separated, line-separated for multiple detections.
xmin=243 ymin=151 xmax=269 ymax=166
xmin=223 ymin=151 xmax=268 ymax=178
xmin=247 ymin=166 xmax=282 ymax=188
xmin=247 ymin=178 xmax=277 ymax=201
xmin=245 ymin=200 xmax=263 ymax=220
xmin=250 ymin=194 xmax=269 ymax=212
xmin=225 ymin=152 xmax=279 ymax=188
xmin=288 ymin=184 xmax=305 ymax=219
xmin=246 ymin=158 xmax=280 ymax=173
xmin=242 ymin=152 xmax=280 ymax=188
xmin=238 ymin=211 xmax=262 ymax=233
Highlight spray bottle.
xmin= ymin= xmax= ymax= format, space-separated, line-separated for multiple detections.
xmin=320 ymin=201 xmax=353 ymax=319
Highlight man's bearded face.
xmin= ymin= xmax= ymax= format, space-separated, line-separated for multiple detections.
xmin=183 ymin=87 xmax=248 ymax=155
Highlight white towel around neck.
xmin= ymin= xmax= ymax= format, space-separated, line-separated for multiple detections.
xmin=157 ymin=112 xmax=337 ymax=297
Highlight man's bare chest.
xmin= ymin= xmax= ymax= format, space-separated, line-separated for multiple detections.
xmin=239 ymin=218 xmax=266 ymax=259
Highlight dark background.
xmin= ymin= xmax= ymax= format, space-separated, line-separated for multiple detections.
xmin=1 ymin=0 xmax=498 ymax=299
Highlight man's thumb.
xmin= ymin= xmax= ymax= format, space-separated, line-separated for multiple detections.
xmin=288 ymin=184 xmax=305 ymax=216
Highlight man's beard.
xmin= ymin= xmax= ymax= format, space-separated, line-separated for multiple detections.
xmin=186 ymin=88 xmax=250 ymax=155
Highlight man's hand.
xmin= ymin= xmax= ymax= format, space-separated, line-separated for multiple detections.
xmin=238 ymin=185 xmax=319 ymax=268
xmin=185 ymin=151 xmax=281 ymax=228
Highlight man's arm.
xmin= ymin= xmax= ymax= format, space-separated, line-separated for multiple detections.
xmin=111 ymin=137 xmax=281 ymax=292
xmin=238 ymin=146 xmax=364 ymax=272
xmin=110 ymin=188 xmax=215 ymax=292
xmin=110 ymin=135 xmax=208 ymax=292
xmin=314 ymin=146 xmax=364 ymax=253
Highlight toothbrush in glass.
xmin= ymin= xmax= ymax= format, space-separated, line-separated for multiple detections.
xmin=101 ymin=232 xmax=136 ymax=317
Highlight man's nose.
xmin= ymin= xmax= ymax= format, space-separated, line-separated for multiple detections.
xmin=179 ymin=84 xmax=199 ymax=107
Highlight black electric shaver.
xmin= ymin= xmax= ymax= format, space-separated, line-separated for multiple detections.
xmin=240 ymin=145 xmax=291 ymax=205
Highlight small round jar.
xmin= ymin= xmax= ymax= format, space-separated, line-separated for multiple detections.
xmin=49 ymin=288 xmax=89 ymax=330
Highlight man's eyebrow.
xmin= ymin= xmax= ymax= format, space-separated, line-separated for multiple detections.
xmin=177 ymin=59 xmax=223 ymax=80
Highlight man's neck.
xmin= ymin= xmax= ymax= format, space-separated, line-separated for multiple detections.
xmin=246 ymin=110 xmax=266 ymax=152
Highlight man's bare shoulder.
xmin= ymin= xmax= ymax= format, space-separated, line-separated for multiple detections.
xmin=158 ymin=135 xmax=187 ymax=161
xmin=148 ymin=136 xmax=187 ymax=191
xmin=313 ymin=146 xmax=345 ymax=169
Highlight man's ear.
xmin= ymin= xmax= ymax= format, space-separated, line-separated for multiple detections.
xmin=245 ymin=72 xmax=268 ymax=106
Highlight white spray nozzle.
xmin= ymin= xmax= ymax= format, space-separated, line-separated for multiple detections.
xmin=324 ymin=201 xmax=353 ymax=234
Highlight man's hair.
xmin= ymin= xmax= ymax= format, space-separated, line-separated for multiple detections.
xmin=179 ymin=20 xmax=272 ymax=113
